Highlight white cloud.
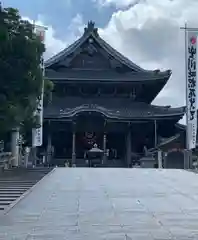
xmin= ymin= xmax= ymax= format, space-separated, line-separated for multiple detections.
xmin=97 ymin=0 xmax=198 ymax=122
xmin=93 ymin=0 xmax=143 ymax=8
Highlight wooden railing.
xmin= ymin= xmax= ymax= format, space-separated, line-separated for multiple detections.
xmin=0 ymin=152 xmax=14 ymax=172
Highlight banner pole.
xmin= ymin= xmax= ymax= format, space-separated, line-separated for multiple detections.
xmin=184 ymin=23 xmax=188 ymax=151
xmin=31 ymin=22 xmax=47 ymax=166
xmin=184 ymin=23 xmax=190 ymax=168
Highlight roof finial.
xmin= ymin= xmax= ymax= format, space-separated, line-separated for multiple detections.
xmin=88 ymin=21 xmax=95 ymax=31
xmin=84 ymin=20 xmax=98 ymax=36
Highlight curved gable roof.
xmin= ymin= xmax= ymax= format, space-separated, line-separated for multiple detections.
xmin=44 ymin=21 xmax=170 ymax=78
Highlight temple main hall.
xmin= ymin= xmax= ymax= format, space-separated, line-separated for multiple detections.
xmin=43 ymin=21 xmax=185 ymax=167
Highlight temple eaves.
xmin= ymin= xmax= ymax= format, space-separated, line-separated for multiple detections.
xmin=43 ymin=96 xmax=185 ymax=121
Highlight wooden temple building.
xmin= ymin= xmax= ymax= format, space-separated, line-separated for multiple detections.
xmin=43 ymin=21 xmax=185 ymax=167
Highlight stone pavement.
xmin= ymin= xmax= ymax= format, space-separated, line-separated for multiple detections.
xmin=0 ymin=168 xmax=198 ymax=239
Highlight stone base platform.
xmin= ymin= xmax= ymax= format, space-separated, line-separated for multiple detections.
xmin=0 ymin=168 xmax=198 ymax=239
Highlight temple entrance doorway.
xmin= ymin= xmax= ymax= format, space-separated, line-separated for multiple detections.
xmin=74 ymin=113 xmax=126 ymax=166
xmin=75 ymin=113 xmax=104 ymax=160
xmin=76 ymin=132 xmax=103 ymax=159
xmin=106 ymin=132 xmax=126 ymax=160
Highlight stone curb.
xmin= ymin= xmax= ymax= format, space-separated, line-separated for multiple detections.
xmin=1 ymin=167 xmax=56 ymax=216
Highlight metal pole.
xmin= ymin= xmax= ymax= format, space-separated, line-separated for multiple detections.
xmin=184 ymin=23 xmax=189 ymax=152
xmin=182 ymin=23 xmax=190 ymax=169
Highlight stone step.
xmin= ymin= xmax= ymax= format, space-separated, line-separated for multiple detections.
xmin=0 ymin=183 xmax=36 ymax=186
xmin=0 ymin=185 xmax=29 ymax=188
xmin=0 ymin=189 xmax=26 ymax=192
xmin=0 ymin=191 xmax=25 ymax=194
xmin=0 ymin=188 xmax=25 ymax=191
xmin=2 ymin=175 xmax=46 ymax=177
xmin=0 ymin=185 xmax=31 ymax=188
xmin=0 ymin=201 xmax=12 ymax=206
xmin=0 ymin=182 xmax=35 ymax=184
xmin=0 ymin=197 xmax=16 ymax=201
xmin=0 ymin=181 xmax=37 ymax=184
xmin=0 ymin=178 xmax=38 ymax=180
xmin=1 ymin=180 xmax=36 ymax=182
xmin=0 ymin=194 xmax=21 ymax=198
xmin=4 ymin=168 xmax=52 ymax=171
xmin=7 ymin=177 xmax=42 ymax=180
xmin=0 ymin=184 xmax=35 ymax=187
xmin=0 ymin=184 xmax=34 ymax=187
xmin=0 ymin=188 xmax=27 ymax=190
xmin=0 ymin=167 xmax=53 ymax=211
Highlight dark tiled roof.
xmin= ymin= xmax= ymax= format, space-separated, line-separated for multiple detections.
xmin=44 ymin=22 xmax=171 ymax=79
xmin=45 ymin=37 xmax=83 ymax=68
xmin=46 ymin=69 xmax=170 ymax=82
xmin=44 ymin=97 xmax=185 ymax=120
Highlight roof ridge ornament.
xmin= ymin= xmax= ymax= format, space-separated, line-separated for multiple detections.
xmin=84 ymin=21 xmax=99 ymax=37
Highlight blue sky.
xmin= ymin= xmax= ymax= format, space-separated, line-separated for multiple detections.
xmin=2 ymin=0 xmax=116 ymax=38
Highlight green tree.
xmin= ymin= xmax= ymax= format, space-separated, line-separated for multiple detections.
xmin=0 ymin=4 xmax=52 ymax=138
xmin=43 ymin=78 xmax=54 ymax=106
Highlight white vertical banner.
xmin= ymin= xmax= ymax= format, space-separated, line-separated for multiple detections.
xmin=32 ymin=25 xmax=46 ymax=147
xmin=186 ymin=30 xmax=198 ymax=149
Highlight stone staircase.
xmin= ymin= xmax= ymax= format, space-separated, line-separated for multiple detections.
xmin=0 ymin=167 xmax=53 ymax=211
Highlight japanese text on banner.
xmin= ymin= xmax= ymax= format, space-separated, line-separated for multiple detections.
xmin=32 ymin=25 xmax=45 ymax=147
xmin=187 ymin=31 xmax=197 ymax=149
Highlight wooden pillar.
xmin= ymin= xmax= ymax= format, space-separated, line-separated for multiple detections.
xmin=154 ymin=119 xmax=157 ymax=147
xmin=47 ymin=121 xmax=52 ymax=165
xmin=126 ymin=123 xmax=131 ymax=167
xmin=157 ymin=150 xmax=163 ymax=168
xmin=72 ymin=123 xmax=76 ymax=165
xmin=184 ymin=149 xmax=192 ymax=169
xmin=103 ymin=120 xmax=107 ymax=164
xmin=103 ymin=133 xmax=107 ymax=164
xmin=47 ymin=132 xmax=52 ymax=150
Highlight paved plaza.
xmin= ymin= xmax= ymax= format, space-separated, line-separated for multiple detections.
xmin=0 ymin=168 xmax=198 ymax=239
